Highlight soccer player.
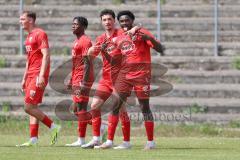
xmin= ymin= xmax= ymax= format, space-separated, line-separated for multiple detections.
xmin=64 ymin=17 xmax=94 ymax=147
xmin=16 ymin=11 xmax=61 ymax=147
xmin=81 ymin=9 xmax=133 ymax=149
xmin=99 ymin=10 xmax=164 ymax=150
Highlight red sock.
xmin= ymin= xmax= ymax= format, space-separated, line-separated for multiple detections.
xmin=145 ymin=121 xmax=154 ymax=141
xmin=78 ymin=111 xmax=88 ymax=137
xmin=92 ymin=110 xmax=101 ymax=136
xmin=120 ymin=112 xmax=130 ymax=141
xmin=41 ymin=115 xmax=53 ymax=128
xmin=30 ymin=123 xmax=39 ymax=138
xmin=107 ymin=114 xmax=119 ymax=141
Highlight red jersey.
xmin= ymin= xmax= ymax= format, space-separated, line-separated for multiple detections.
xmin=94 ymin=29 xmax=123 ymax=83
xmin=25 ymin=28 xmax=50 ymax=78
xmin=114 ymin=28 xmax=156 ymax=79
xmin=71 ymin=34 xmax=93 ymax=85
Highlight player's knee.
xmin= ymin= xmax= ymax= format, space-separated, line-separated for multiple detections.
xmin=24 ymin=106 xmax=31 ymax=114
xmin=91 ymin=98 xmax=103 ymax=110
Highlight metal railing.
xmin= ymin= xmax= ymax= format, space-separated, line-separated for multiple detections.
xmin=156 ymin=0 xmax=219 ymax=56
xmin=19 ymin=0 xmax=220 ymax=56
xmin=214 ymin=0 xmax=219 ymax=56
xmin=19 ymin=0 xmax=24 ymax=56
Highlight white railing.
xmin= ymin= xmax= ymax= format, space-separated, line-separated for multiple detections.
xmin=156 ymin=0 xmax=219 ymax=56
xmin=19 ymin=0 xmax=220 ymax=56
xmin=214 ymin=0 xmax=219 ymax=56
xmin=19 ymin=0 xmax=24 ymax=56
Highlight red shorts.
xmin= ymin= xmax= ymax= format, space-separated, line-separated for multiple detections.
xmin=94 ymin=79 xmax=113 ymax=101
xmin=24 ymin=76 xmax=48 ymax=105
xmin=72 ymin=82 xmax=93 ymax=103
xmin=114 ymin=72 xmax=150 ymax=99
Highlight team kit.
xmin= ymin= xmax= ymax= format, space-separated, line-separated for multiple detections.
xmin=17 ymin=9 xmax=164 ymax=150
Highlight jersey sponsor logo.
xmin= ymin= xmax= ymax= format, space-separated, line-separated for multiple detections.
xmin=104 ymin=42 xmax=117 ymax=54
xmin=119 ymin=39 xmax=135 ymax=54
xmin=25 ymin=45 xmax=32 ymax=52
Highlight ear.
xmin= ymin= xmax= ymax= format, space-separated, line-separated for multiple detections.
xmin=29 ymin=18 xmax=34 ymax=24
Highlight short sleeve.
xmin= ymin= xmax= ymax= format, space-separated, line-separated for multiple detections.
xmin=37 ymin=31 xmax=49 ymax=49
xmin=140 ymin=28 xmax=159 ymax=48
xmin=81 ymin=37 xmax=92 ymax=56
xmin=91 ymin=36 xmax=103 ymax=57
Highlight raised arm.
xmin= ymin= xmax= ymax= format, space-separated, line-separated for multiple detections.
xmin=139 ymin=30 xmax=165 ymax=56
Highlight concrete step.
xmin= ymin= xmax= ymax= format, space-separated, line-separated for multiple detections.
xmin=0 ymin=0 xmax=97 ymax=5
xmin=1 ymin=0 xmax=239 ymax=6
xmin=154 ymin=56 xmax=234 ymax=70
xmin=96 ymin=0 xmax=155 ymax=5
xmin=1 ymin=0 xmax=240 ymax=6
xmin=187 ymin=113 xmax=240 ymax=124
xmin=1 ymin=96 xmax=240 ymax=114
xmin=164 ymin=70 xmax=240 ymax=84
xmin=0 ymin=0 xmax=23 ymax=4
xmin=0 ymin=80 xmax=171 ymax=97
xmin=1 ymin=17 xmax=240 ymax=32
xmin=1 ymin=111 xmax=240 ymax=124
xmin=165 ymin=0 xmax=240 ymax=5
xmin=2 ymin=30 xmax=240 ymax=43
xmin=0 ymin=67 xmax=239 ymax=84
xmin=168 ymin=84 xmax=240 ymax=98
xmin=1 ymin=5 xmax=240 ymax=18
xmin=0 ymin=82 xmax=239 ymax=99
xmin=1 ymin=40 xmax=239 ymax=56
xmin=0 ymin=55 xmax=235 ymax=70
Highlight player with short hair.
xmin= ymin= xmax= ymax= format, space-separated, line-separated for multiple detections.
xmin=65 ymin=16 xmax=94 ymax=147
xmin=16 ymin=11 xmax=61 ymax=147
xmin=81 ymin=9 xmax=135 ymax=149
xmin=98 ymin=10 xmax=164 ymax=150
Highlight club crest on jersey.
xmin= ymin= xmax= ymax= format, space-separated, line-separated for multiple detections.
xmin=142 ymin=85 xmax=150 ymax=95
xmin=30 ymin=90 xmax=36 ymax=99
xmin=72 ymin=50 xmax=76 ymax=57
xmin=41 ymin=40 xmax=47 ymax=47
xmin=29 ymin=37 xmax=33 ymax=42
xmin=74 ymin=42 xmax=78 ymax=48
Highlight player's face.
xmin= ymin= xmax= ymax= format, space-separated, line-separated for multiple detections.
xmin=118 ymin=15 xmax=133 ymax=31
xmin=72 ymin=19 xmax=84 ymax=35
xmin=19 ymin=13 xmax=31 ymax=30
xmin=101 ymin=14 xmax=115 ymax=31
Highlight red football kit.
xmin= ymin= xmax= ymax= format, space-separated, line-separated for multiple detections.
xmin=94 ymin=29 xmax=123 ymax=101
xmin=24 ymin=28 xmax=50 ymax=105
xmin=113 ymin=28 xmax=157 ymax=99
xmin=70 ymin=34 xmax=93 ymax=103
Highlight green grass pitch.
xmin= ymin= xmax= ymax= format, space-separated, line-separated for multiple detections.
xmin=0 ymin=135 xmax=240 ymax=160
